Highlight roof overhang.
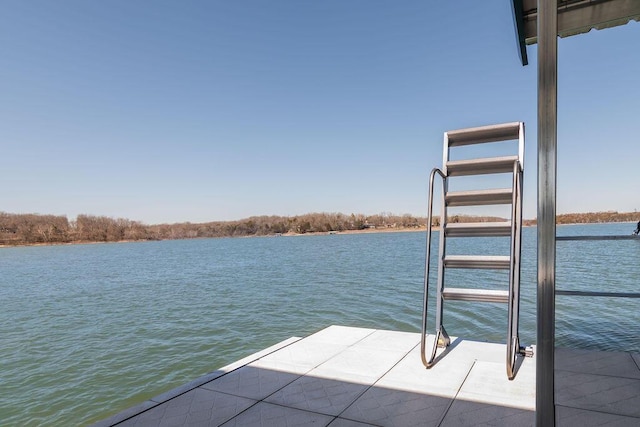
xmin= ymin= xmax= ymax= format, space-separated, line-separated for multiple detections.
xmin=512 ymin=0 xmax=640 ymax=65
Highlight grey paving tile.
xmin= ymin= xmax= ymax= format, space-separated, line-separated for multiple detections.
xmin=311 ymin=346 xmax=408 ymax=385
xmin=219 ymin=401 xmax=334 ymax=426
xmin=215 ymin=336 xmax=303 ymax=372
xmin=556 ymin=405 xmax=640 ymax=426
xmin=456 ymin=360 xmax=536 ymax=410
xmin=340 ymin=385 xmax=451 ymax=427
xmin=556 ymin=347 xmax=640 ymax=379
xmin=375 ymin=345 xmax=473 ymax=398
xmin=631 ymin=353 xmax=640 ymax=371
xmin=328 ymin=418 xmax=378 ymax=427
xmin=265 ymin=374 xmax=368 ymax=416
xmin=301 ymin=325 xmax=375 ymax=346
xmin=117 ymin=388 xmax=256 ymax=427
xmin=200 ymin=364 xmax=300 ymax=400
xmin=354 ymin=329 xmax=420 ymax=353
xmin=252 ymin=341 xmax=350 ymax=375
xmin=555 ymin=370 xmax=640 ymax=418
xmin=442 ymin=338 xmax=507 ymax=364
xmin=440 ymin=400 xmax=534 ymax=426
xmin=151 ymin=371 xmax=227 ymax=404
xmin=90 ymin=400 xmax=158 ymax=427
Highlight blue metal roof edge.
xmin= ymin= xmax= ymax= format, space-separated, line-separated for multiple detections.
xmin=511 ymin=0 xmax=529 ymax=66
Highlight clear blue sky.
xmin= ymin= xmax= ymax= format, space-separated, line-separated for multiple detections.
xmin=1 ymin=1 xmax=638 ymax=224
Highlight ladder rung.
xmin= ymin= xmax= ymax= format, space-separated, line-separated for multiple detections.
xmin=446 ymin=156 xmax=518 ymax=177
xmin=444 ymin=255 xmax=510 ymax=270
xmin=444 ymin=222 xmax=512 ymax=237
xmin=445 ymin=188 xmax=513 ymax=206
xmin=446 ymin=122 xmax=521 ymax=147
xmin=442 ymin=288 xmax=509 ymax=303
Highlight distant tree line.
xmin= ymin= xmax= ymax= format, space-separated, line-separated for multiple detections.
xmin=0 ymin=212 xmax=428 ymax=246
xmin=2 ymin=210 xmax=637 ymax=246
xmin=519 ymin=211 xmax=639 ymax=226
xmin=0 ymin=213 xmax=149 ymax=245
xmin=555 ymin=211 xmax=639 ymax=225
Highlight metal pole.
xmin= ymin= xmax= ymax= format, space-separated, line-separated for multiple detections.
xmin=537 ymin=0 xmax=557 ymax=425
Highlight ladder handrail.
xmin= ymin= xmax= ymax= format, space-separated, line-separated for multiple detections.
xmin=507 ymin=159 xmax=523 ymax=379
xmin=421 ymin=167 xmax=446 ymax=368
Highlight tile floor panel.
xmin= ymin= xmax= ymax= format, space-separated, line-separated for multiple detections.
xmin=354 ymin=329 xmax=420 ymax=353
xmin=438 ymin=338 xmax=508 ymax=364
xmin=265 ymin=374 xmax=368 ymax=416
xmin=374 ymin=346 xmax=473 ymax=399
xmin=199 ymin=365 xmax=301 ymax=400
xmin=150 ymin=372 xmax=228 ymax=405
xmin=249 ymin=341 xmax=350 ymax=375
xmin=453 ymin=360 xmax=536 ymax=411
xmin=556 ymin=347 xmax=640 ymax=379
xmin=218 ymin=401 xmax=334 ymax=427
xmin=300 ymin=325 xmax=375 ymax=346
xmin=327 ymin=418 xmax=379 ymax=427
xmin=632 ymin=353 xmax=640 ymax=370
xmin=116 ymin=388 xmax=256 ymax=427
xmin=310 ymin=346 xmax=409 ymax=385
xmin=91 ymin=400 xmax=159 ymax=427
xmin=339 ymin=385 xmax=452 ymax=427
xmin=440 ymin=400 xmax=535 ymax=427
xmin=556 ymin=405 xmax=639 ymax=426
xmin=555 ymin=370 xmax=640 ymax=418
xmin=631 ymin=353 xmax=640 ymax=369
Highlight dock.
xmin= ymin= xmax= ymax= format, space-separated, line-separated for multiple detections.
xmin=93 ymin=325 xmax=640 ymax=426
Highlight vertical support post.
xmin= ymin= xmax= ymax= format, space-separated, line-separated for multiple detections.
xmin=537 ymin=0 xmax=557 ymax=425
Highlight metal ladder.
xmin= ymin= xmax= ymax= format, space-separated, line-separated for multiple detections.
xmin=420 ymin=122 xmax=530 ymax=380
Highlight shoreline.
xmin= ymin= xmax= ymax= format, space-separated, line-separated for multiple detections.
xmin=0 ymin=227 xmax=429 ymax=248
xmin=3 ymin=221 xmax=638 ymax=248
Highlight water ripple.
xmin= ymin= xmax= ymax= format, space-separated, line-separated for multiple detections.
xmin=0 ymin=224 xmax=638 ymax=425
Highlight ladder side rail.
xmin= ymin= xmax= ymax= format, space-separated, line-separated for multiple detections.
xmin=515 ymin=125 xmax=525 ymax=353
xmin=430 ymin=130 xmax=453 ymax=364
xmin=421 ymin=167 xmax=446 ymax=368
xmin=518 ymin=122 xmax=525 ymax=170
xmin=434 ymin=166 xmax=448 ymax=349
xmin=437 ymin=129 xmax=453 ymax=329
xmin=442 ymin=131 xmax=451 ymax=176
xmin=514 ymin=163 xmax=524 ymax=332
xmin=507 ymin=160 xmax=523 ymax=379
xmin=428 ymin=182 xmax=449 ymax=367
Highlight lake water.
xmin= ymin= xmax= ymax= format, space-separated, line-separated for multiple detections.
xmin=1 ymin=223 xmax=639 ymax=425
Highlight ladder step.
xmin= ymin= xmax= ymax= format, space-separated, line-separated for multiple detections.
xmin=446 ymin=156 xmax=518 ymax=176
xmin=446 ymin=188 xmax=513 ymax=206
xmin=444 ymin=255 xmax=510 ymax=269
xmin=446 ymin=122 xmax=521 ymax=147
xmin=442 ymin=288 xmax=509 ymax=303
xmin=445 ymin=222 xmax=512 ymax=237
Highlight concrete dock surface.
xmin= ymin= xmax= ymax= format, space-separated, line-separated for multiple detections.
xmin=93 ymin=325 xmax=640 ymax=426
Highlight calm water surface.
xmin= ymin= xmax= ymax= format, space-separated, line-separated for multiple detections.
xmin=1 ymin=223 xmax=638 ymax=425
